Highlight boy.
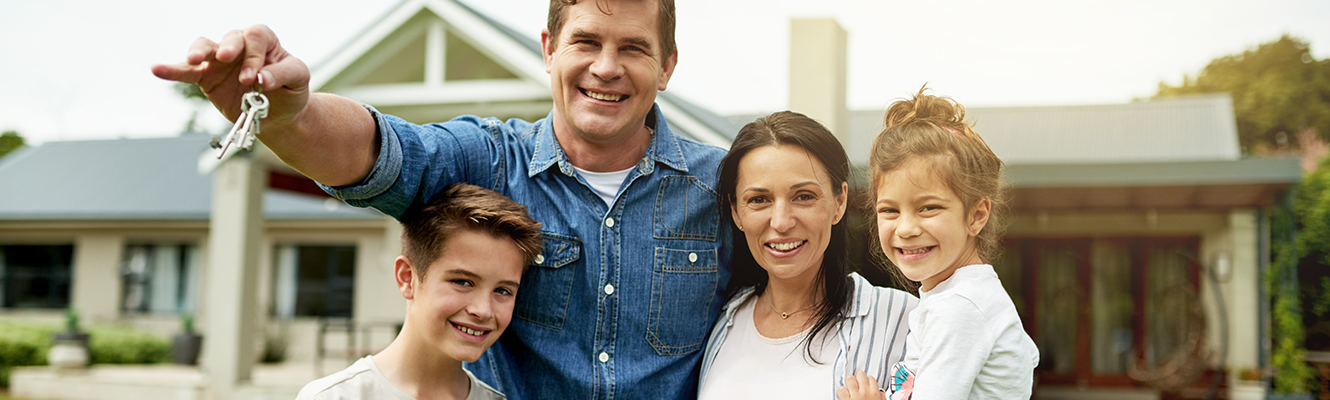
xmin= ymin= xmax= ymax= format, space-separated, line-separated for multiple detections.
xmin=297 ymin=183 xmax=543 ymax=400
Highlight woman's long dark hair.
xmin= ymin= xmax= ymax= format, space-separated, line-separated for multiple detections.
xmin=717 ymin=110 xmax=853 ymax=363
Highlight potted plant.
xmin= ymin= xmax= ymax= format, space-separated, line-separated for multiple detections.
xmin=171 ymin=314 xmax=203 ymax=365
xmin=1231 ymin=367 xmax=1267 ymax=400
xmin=48 ymin=308 xmax=89 ymax=369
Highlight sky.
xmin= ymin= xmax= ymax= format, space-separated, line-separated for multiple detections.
xmin=1 ymin=0 xmax=1328 ymax=145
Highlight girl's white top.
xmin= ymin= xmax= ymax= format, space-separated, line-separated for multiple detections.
xmin=902 ymin=264 xmax=1039 ymax=399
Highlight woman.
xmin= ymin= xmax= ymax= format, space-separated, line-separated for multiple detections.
xmin=698 ymin=111 xmax=918 ymax=399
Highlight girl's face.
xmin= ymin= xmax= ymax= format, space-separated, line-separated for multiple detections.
xmin=732 ymin=144 xmax=848 ymax=285
xmin=874 ymin=157 xmax=989 ymax=292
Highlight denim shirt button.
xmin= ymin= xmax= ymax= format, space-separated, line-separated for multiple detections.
xmin=688 ymin=252 xmax=698 ymax=263
xmin=534 ymin=254 xmax=545 ymax=264
xmin=604 ymin=284 xmax=615 ymax=295
xmin=605 ymin=217 xmax=615 ymax=227
xmin=598 ymin=352 xmax=609 ymax=363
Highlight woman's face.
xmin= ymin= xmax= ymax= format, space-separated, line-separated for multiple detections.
xmin=731 ymin=144 xmax=848 ymax=284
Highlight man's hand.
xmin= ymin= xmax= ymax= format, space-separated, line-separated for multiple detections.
xmin=151 ymin=25 xmax=309 ymax=133
xmin=837 ymin=370 xmax=888 ymax=400
xmin=151 ymin=25 xmax=377 ymax=186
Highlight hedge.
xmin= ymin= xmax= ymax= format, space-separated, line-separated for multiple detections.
xmin=0 ymin=323 xmax=53 ymax=386
xmin=0 ymin=322 xmax=172 ymax=387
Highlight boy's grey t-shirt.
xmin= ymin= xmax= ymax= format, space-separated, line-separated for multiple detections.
xmin=296 ymin=355 xmax=505 ymax=400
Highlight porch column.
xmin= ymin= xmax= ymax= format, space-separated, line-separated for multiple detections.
xmin=204 ymin=153 xmax=266 ymax=399
xmin=70 ymin=234 xmax=124 ymax=323
xmin=1228 ymin=210 xmax=1260 ymax=377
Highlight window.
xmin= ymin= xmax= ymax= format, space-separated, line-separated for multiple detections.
xmin=0 ymin=245 xmax=74 ymax=309
xmin=996 ymin=237 xmax=1201 ymax=387
xmin=272 ymin=245 xmax=356 ymax=318
xmin=121 ymin=244 xmax=199 ymax=314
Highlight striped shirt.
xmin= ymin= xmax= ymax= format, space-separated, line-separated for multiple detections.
xmin=698 ymin=273 xmax=918 ymax=398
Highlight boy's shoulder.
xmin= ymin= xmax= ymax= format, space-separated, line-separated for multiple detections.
xmin=294 ymin=356 xmax=507 ymax=400
xmin=464 ymin=368 xmax=507 ymax=400
xmin=296 ymin=356 xmax=412 ymax=400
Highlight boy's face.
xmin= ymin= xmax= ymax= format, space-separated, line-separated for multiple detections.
xmin=399 ymin=228 xmax=525 ymax=362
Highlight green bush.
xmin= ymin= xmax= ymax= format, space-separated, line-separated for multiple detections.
xmin=0 ymin=322 xmax=53 ymax=387
xmin=0 ymin=322 xmax=170 ymax=387
xmin=87 ymin=325 xmax=169 ymax=365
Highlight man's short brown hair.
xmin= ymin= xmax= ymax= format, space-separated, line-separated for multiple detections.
xmin=399 ymin=183 xmax=543 ymax=276
xmin=547 ymin=0 xmax=677 ymax=60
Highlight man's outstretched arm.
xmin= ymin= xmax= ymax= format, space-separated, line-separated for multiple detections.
xmin=152 ymin=24 xmax=378 ymax=187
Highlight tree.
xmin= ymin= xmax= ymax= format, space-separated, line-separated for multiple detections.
xmin=1156 ymin=35 xmax=1330 ymax=153
xmin=1296 ymin=157 xmax=1330 ymax=354
xmin=0 ymin=130 xmax=25 ymax=159
xmin=1263 ymin=151 xmax=1330 ymax=395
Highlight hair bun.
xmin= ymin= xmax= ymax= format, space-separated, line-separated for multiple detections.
xmin=883 ymin=85 xmax=968 ymax=134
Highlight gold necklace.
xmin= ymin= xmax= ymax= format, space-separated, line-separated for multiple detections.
xmin=766 ymin=293 xmax=816 ymax=320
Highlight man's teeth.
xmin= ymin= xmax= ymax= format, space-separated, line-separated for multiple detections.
xmin=456 ymin=324 xmax=487 ymax=336
xmin=901 ymin=247 xmax=931 ymax=255
xmin=767 ymin=241 xmax=804 ymax=251
xmin=585 ymin=90 xmax=624 ymax=102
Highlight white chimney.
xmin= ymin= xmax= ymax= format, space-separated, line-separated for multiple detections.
xmin=788 ymin=18 xmax=849 ymax=145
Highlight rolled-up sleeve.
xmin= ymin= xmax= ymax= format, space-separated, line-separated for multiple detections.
xmin=318 ymin=104 xmax=505 ymax=220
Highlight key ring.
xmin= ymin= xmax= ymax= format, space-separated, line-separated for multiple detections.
xmin=255 ymin=72 xmax=264 ymax=94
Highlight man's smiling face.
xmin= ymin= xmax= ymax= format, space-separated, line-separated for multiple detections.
xmin=541 ymin=0 xmax=677 ymax=147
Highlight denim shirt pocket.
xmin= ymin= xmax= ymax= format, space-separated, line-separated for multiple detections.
xmin=653 ymin=176 xmax=720 ymax=241
xmin=646 ymin=247 xmax=719 ymax=356
xmin=514 ymin=232 xmax=580 ymax=329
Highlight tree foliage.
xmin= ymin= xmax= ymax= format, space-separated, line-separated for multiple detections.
xmin=1264 ymin=156 xmax=1330 ymax=394
xmin=1299 ymin=157 xmax=1330 ymax=264
xmin=175 ymin=82 xmax=210 ymax=134
xmin=1156 ymin=35 xmax=1330 ymax=152
xmin=1296 ymin=158 xmax=1330 ymax=356
xmin=175 ymin=81 xmax=207 ymax=101
xmin=1268 ymin=194 xmax=1315 ymax=394
xmin=0 ymin=131 xmax=25 ymax=160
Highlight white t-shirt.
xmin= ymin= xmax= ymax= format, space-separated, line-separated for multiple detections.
xmin=698 ymin=294 xmax=835 ymax=400
xmin=897 ymin=264 xmax=1039 ymax=400
xmin=572 ymin=165 xmax=633 ymax=207
xmin=296 ymin=356 xmax=505 ymax=400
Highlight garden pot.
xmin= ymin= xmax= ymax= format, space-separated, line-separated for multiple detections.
xmin=172 ymin=333 xmax=203 ymax=365
xmin=48 ymin=333 xmax=90 ymax=369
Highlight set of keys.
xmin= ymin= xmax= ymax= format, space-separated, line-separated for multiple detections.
xmin=212 ymin=74 xmax=270 ymax=159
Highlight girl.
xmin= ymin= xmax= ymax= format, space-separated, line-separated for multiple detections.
xmin=838 ymin=87 xmax=1039 ymax=400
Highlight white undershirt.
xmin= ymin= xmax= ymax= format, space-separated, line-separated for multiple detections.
xmin=573 ymin=165 xmax=633 ymax=207
xmin=698 ymin=295 xmax=834 ymax=400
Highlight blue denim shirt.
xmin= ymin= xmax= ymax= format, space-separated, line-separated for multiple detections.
xmin=320 ymin=104 xmax=733 ymax=400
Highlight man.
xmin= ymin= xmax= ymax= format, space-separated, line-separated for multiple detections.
xmin=152 ymin=0 xmax=732 ymax=399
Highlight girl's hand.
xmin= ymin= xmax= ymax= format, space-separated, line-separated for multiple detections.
xmin=837 ymin=370 xmax=887 ymax=400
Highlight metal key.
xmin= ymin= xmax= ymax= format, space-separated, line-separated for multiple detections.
xmin=214 ymin=75 xmax=270 ymax=159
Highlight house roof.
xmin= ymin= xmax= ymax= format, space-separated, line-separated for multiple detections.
xmin=0 ymin=136 xmax=383 ymax=220
xmin=838 ymin=94 xmax=1243 ymax=166
xmin=311 ymin=0 xmax=736 ymax=145
xmin=1003 ymin=157 xmax=1301 ymax=211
